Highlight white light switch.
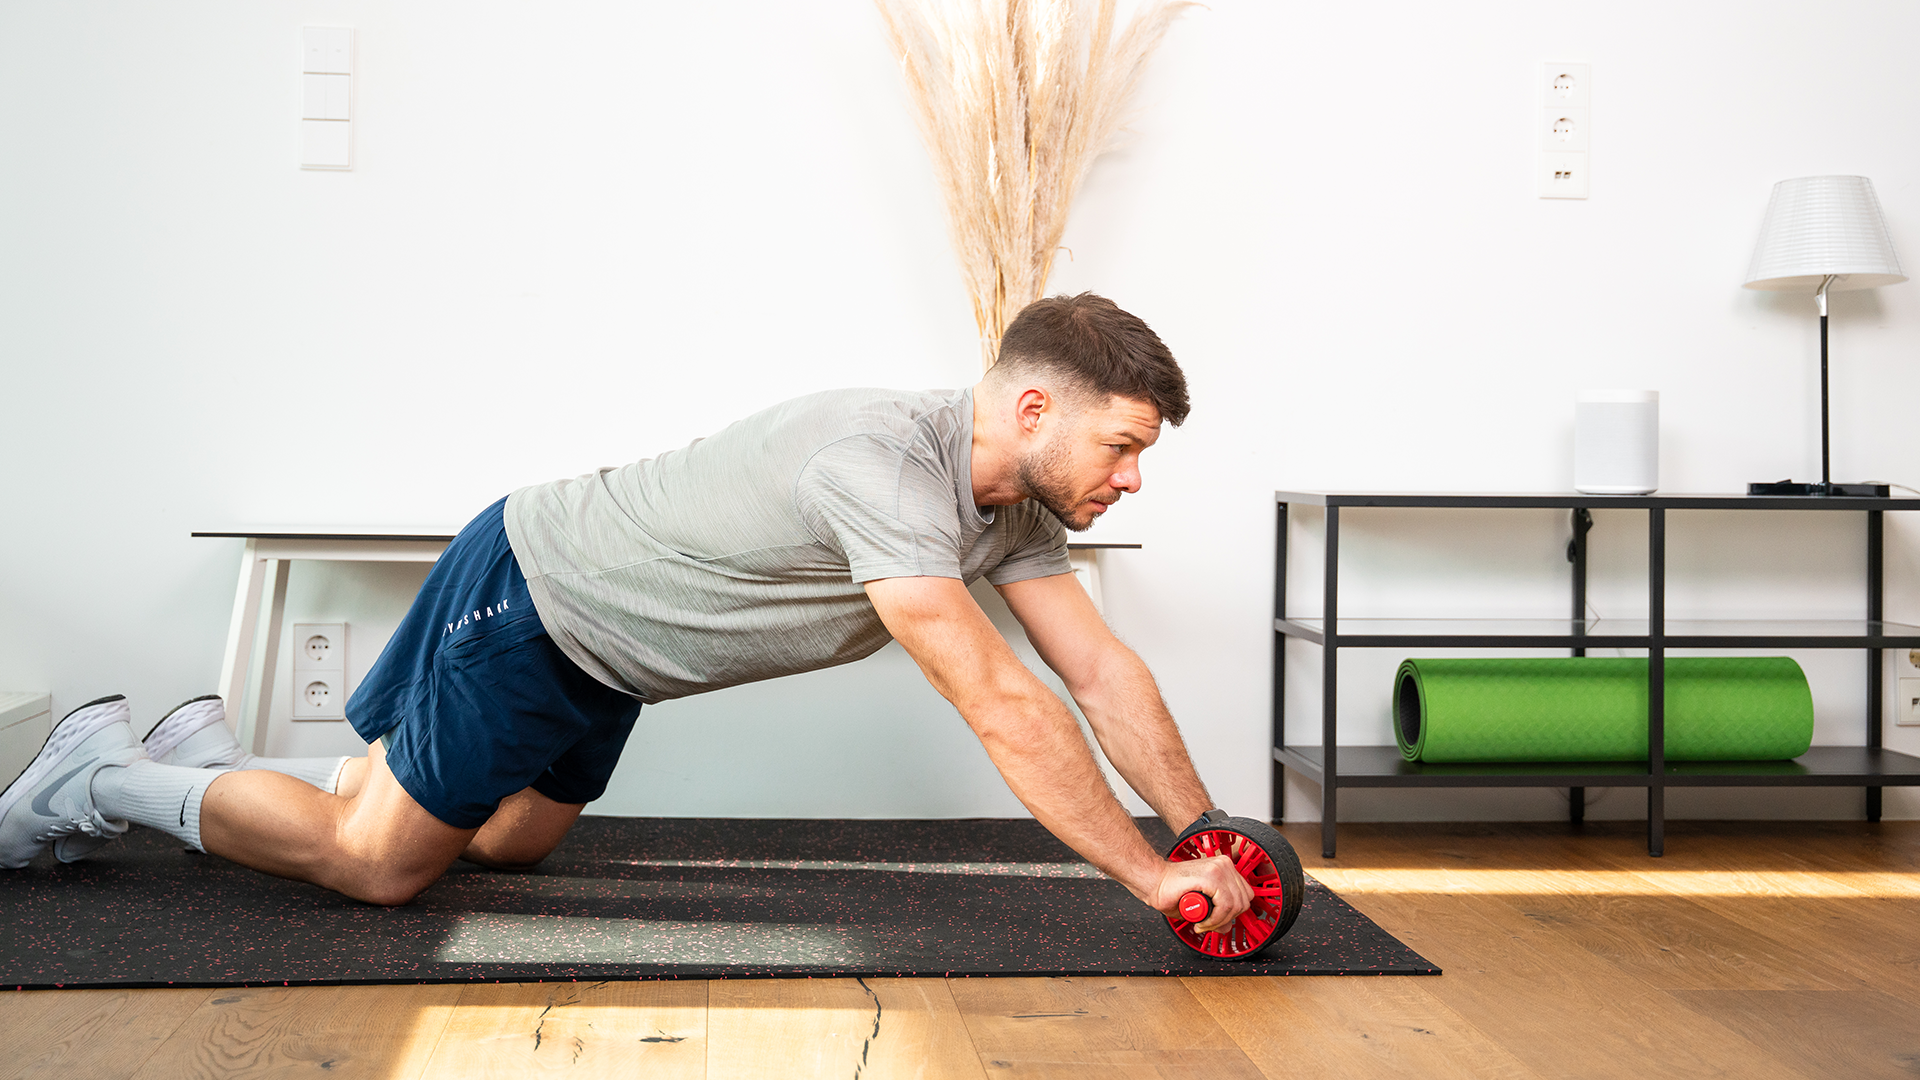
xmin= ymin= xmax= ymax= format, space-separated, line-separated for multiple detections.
xmin=303 ymin=28 xmax=352 ymax=75
xmin=300 ymin=28 xmax=354 ymax=170
xmin=301 ymin=119 xmax=351 ymax=169
xmin=302 ymin=74 xmax=350 ymax=120
xmin=1538 ymin=62 xmax=1590 ymax=199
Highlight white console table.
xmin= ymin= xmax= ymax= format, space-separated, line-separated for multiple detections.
xmin=194 ymin=531 xmax=456 ymax=754
xmin=0 ymin=692 xmax=52 ymax=784
xmin=197 ymin=531 xmax=1138 ymax=753
xmin=1065 ymin=542 xmax=1140 ymax=616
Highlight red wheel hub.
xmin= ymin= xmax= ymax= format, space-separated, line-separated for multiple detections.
xmin=1164 ymin=828 xmax=1287 ymax=959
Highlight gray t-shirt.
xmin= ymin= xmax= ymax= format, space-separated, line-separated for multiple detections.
xmin=502 ymin=387 xmax=1072 ymax=702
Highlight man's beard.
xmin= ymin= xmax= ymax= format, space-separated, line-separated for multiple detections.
xmin=1017 ymin=438 xmax=1107 ymax=532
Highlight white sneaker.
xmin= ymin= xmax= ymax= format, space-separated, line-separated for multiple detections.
xmin=0 ymin=695 xmax=145 ymax=868
xmin=143 ymin=695 xmax=240 ymax=768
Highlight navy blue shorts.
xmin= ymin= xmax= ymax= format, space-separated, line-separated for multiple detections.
xmin=345 ymin=497 xmax=642 ymax=829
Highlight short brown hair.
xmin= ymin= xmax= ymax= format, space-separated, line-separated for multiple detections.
xmin=991 ymin=293 xmax=1190 ymax=426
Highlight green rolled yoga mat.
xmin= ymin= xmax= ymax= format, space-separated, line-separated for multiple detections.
xmin=1393 ymin=657 xmax=1814 ymax=763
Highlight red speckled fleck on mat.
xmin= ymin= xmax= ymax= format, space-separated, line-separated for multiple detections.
xmin=0 ymin=817 xmax=1436 ymax=989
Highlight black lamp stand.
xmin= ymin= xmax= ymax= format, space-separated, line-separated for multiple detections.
xmin=1749 ymin=276 xmax=1890 ymax=498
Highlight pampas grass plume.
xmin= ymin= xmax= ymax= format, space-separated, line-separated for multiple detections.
xmin=876 ymin=0 xmax=1193 ymax=370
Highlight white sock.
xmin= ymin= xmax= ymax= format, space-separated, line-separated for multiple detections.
xmin=161 ymin=717 xmax=349 ymax=793
xmin=160 ymin=721 xmax=247 ymax=768
xmin=92 ymin=760 xmax=215 ymax=853
xmin=238 ymin=755 xmax=350 ymax=794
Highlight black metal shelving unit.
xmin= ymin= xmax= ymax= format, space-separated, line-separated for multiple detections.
xmin=1271 ymin=491 xmax=1920 ymax=858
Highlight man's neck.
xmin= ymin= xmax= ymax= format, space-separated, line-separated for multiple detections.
xmin=969 ymin=381 xmax=1028 ymax=507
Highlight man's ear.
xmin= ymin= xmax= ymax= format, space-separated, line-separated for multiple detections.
xmin=1015 ymin=387 xmax=1049 ymax=434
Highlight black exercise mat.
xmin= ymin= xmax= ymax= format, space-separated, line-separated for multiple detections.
xmin=0 ymin=817 xmax=1436 ymax=989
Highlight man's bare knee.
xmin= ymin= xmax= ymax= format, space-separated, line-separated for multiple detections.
xmin=338 ymin=859 xmax=447 ymax=907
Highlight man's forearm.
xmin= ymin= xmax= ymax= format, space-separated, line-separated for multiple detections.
xmin=960 ymin=682 xmax=1168 ymax=901
xmin=1071 ymin=648 xmax=1214 ymax=831
xmin=978 ymin=573 xmax=1253 ymax=931
xmin=864 ymin=577 xmax=1173 ymax=900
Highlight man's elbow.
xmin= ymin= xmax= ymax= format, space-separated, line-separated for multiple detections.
xmin=1062 ymin=643 xmax=1151 ymax=705
xmin=953 ymin=679 xmax=1065 ymax=742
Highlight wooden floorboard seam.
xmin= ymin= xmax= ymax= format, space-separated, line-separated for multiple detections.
xmin=395 ymin=987 xmax=457 ymax=1080
xmin=114 ymin=989 xmax=211 ymax=1080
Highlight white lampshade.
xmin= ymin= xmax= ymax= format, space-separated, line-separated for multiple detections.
xmin=1744 ymin=175 xmax=1906 ymax=292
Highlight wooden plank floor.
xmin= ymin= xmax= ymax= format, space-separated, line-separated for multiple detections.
xmin=4 ymin=820 xmax=1916 ymax=1079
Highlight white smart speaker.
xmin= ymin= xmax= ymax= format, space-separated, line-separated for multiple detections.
xmin=1575 ymin=390 xmax=1659 ymax=494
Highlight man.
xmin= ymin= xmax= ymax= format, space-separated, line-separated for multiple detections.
xmin=0 ymin=293 xmax=1252 ymax=934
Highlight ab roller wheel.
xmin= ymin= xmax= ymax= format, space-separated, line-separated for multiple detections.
xmin=1164 ymin=811 xmax=1304 ymax=960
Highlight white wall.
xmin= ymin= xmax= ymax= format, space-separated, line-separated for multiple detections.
xmin=3 ymin=1 xmax=1917 ymax=824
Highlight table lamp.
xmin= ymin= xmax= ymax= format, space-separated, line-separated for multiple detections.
xmin=1743 ymin=175 xmax=1906 ymax=496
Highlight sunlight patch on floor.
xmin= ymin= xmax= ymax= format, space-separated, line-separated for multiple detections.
xmin=435 ymin=916 xmax=875 ymax=966
xmin=1308 ymin=866 xmax=1920 ymax=899
xmin=391 ymin=1001 xmax=460 ymax=1078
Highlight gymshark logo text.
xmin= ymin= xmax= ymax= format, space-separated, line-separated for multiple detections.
xmin=445 ymin=598 xmax=512 ymax=636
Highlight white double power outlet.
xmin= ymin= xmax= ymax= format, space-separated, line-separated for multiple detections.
xmin=1896 ymin=649 xmax=1920 ymax=727
xmin=292 ymin=622 xmax=347 ymax=721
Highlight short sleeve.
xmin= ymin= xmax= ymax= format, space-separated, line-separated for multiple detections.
xmin=795 ymin=434 xmax=965 ymax=583
xmin=984 ymin=503 xmax=1073 ymax=585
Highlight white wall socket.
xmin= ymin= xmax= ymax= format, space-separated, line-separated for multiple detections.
xmin=1541 ymin=107 xmax=1590 ymax=152
xmin=292 ymin=622 xmax=347 ymax=721
xmin=1544 ymin=62 xmax=1590 ymax=108
xmin=1898 ymin=679 xmax=1920 ymax=727
xmin=1539 ymin=62 xmax=1590 ymax=199
xmin=1897 ymin=648 xmax=1920 ymax=727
